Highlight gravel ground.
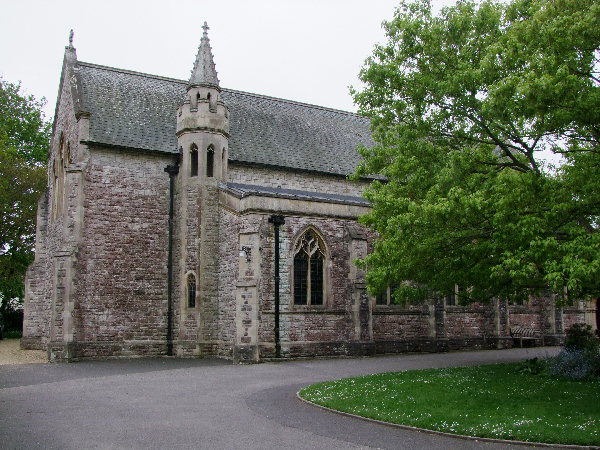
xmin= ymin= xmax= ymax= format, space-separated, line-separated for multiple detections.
xmin=0 ymin=338 xmax=47 ymax=365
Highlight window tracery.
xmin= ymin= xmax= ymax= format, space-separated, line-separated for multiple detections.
xmin=293 ymin=229 xmax=325 ymax=305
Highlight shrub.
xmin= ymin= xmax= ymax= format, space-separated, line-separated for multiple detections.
xmin=564 ymin=324 xmax=599 ymax=352
xmin=547 ymin=347 xmax=600 ymax=380
xmin=517 ymin=357 xmax=547 ymax=375
xmin=3 ymin=330 xmax=22 ymax=339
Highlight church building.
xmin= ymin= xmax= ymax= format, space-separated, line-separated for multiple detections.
xmin=22 ymin=26 xmax=595 ymax=362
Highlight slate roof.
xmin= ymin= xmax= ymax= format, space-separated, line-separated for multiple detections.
xmin=76 ymin=62 xmax=373 ymax=176
xmin=223 ymin=182 xmax=370 ymax=207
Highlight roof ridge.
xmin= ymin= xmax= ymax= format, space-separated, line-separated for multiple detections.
xmin=77 ymin=61 xmax=365 ymax=118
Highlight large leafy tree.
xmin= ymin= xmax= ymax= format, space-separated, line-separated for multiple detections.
xmin=352 ymin=0 xmax=600 ymax=304
xmin=0 ymin=78 xmax=50 ymax=324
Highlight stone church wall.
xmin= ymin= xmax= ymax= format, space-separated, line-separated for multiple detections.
xmin=172 ymin=175 xmax=202 ymax=355
xmin=228 ymin=164 xmax=367 ymax=197
xmin=372 ymin=306 xmax=432 ymax=342
xmin=563 ymin=303 xmax=587 ymax=331
xmin=216 ymin=207 xmax=242 ymax=356
xmin=22 ymin=193 xmax=52 ymax=349
xmin=445 ymin=305 xmax=494 ymax=338
xmin=70 ymin=147 xmax=173 ymax=358
xmin=256 ymin=215 xmax=362 ymax=358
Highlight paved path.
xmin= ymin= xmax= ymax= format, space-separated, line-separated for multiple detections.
xmin=0 ymin=347 xmax=561 ymax=449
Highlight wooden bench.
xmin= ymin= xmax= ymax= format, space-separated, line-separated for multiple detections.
xmin=510 ymin=326 xmax=543 ymax=348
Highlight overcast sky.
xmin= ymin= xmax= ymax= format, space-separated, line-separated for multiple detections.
xmin=1 ymin=0 xmax=455 ymax=120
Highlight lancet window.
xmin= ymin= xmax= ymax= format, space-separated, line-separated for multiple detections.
xmin=187 ymin=273 xmax=197 ymax=308
xmin=221 ymin=147 xmax=226 ymax=178
xmin=52 ymin=133 xmax=66 ymax=221
xmin=190 ymin=144 xmax=198 ymax=177
xmin=206 ymin=146 xmax=214 ymax=177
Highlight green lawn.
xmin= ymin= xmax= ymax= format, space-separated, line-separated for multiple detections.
xmin=298 ymin=363 xmax=600 ymax=445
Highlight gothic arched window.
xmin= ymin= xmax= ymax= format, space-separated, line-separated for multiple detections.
xmin=206 ymin=146 xmax=214 ymax=178
xmin=52 ymin=133 xmax=65 ymax=220
xmin=190 ymin=144 xmax=198 ymax=177
xmin=221 ymin=147 xmax=226 ymax=178
xmin=293 ymin=229 xmax=325 ymax=305
xmin=187 ymin=273 xmax=196 ymax=308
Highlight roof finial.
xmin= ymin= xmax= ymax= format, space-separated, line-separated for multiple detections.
xmin=68 ymin=29 xmax=74 ymax=47
xmin=202 ymin=22 xmax=209 ymax=38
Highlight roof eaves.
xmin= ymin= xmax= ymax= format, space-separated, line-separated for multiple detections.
xmin=81 ymin=139 xmax=179 ymax=155
xmin=222 ymin=182 xmax=370 ymax=207
xmin=228 ymin=160 xmax=379 ymax=182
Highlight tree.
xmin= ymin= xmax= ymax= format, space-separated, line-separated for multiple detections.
xmin=0 ymin=78 xmax=50 ymax=328
xmin=352 ymin=0 xmax=600 ymax=304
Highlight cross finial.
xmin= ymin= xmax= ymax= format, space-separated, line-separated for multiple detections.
xmin=68 ymin=29 xmax=74 ymax=47
xmin=202 ymin=21 xmax=209 ymax=38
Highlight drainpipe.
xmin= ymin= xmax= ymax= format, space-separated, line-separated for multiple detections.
xmin=164 ymin=163 xmax=179 ymax=356
xmin=268 ymin=214 xmax=285 ymax=358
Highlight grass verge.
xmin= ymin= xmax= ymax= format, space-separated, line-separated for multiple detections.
xmin=298 ymin=363 xmax=600 ymax=446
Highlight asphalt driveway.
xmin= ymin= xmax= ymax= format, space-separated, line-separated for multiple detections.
xmin=0 ymin=347 xmax=561 ymax=449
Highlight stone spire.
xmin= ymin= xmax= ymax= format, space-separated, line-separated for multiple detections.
xmin=189 ymin=22 xmax=220 ymax=88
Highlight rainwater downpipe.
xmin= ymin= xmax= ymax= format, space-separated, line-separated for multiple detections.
xmin=164 ymin=162 xmax=179 ymax=356
xmin=268 ymin=214 xmax=285 ymax=358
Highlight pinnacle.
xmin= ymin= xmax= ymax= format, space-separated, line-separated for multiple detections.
xmin=189 ymin=21 xmax=219 ymax=88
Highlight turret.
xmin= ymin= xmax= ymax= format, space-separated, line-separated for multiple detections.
xmin=177 ymin=22 xmax=229 ymax=182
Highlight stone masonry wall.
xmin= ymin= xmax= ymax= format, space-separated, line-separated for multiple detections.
xmin=228 ymin=164 xmax=368 ymax=197
xmin=200 ymin=184 xmax=223 ymax=353
xmin=72 ymin=147 xmax=173 ymax=357
xmin=257 ymin=215 xmax=360 ymax=358
xmin=173 ymin=177 xmax=202 ymax=355
xmin=372 ymin=306 xmax=431 ymax=341
xmin=22 ymin=193 xmax=51 ymax=349
xmin=563 ymin=301 xmax=587 ymax=332
xmin=217 ymin=207 xmax=241 ymax=355
xmin=445 ymin=305 xmax=495 ymax=338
